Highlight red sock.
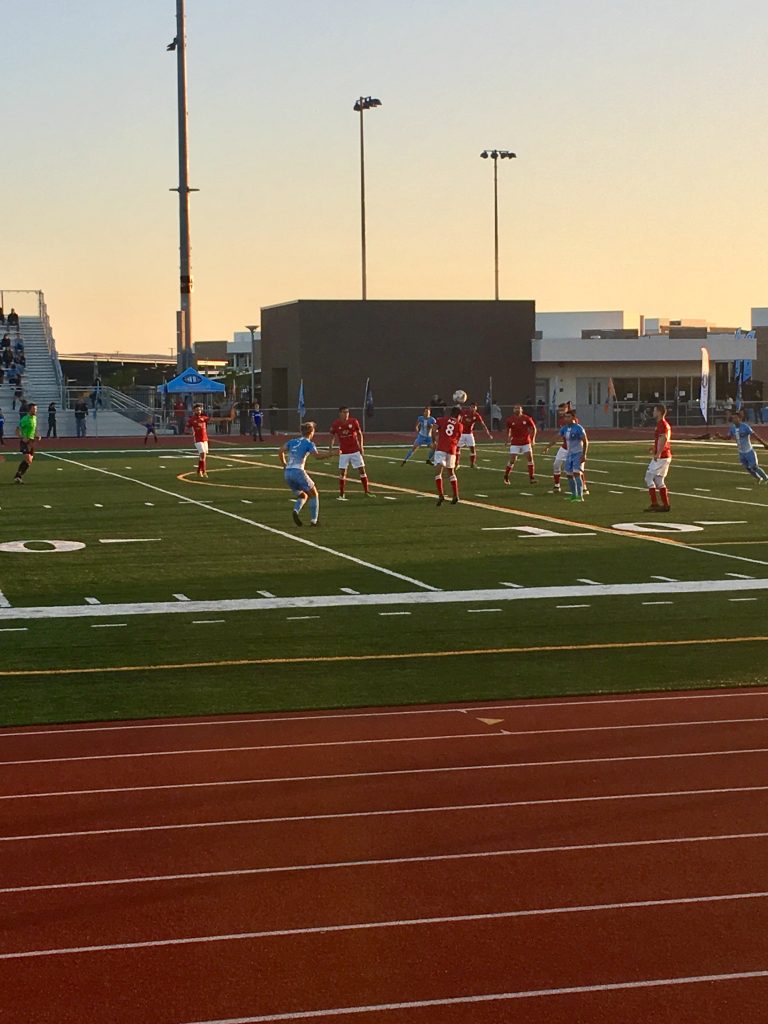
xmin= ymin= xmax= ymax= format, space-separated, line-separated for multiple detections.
xmin=648 ymin=488 xmax=657 ymax=505
xmin=528 ymin=462 xmax=535 ymax=481
xmin=470 ymin=452 xmax=477 ymax=467
xmin=450 ymin=476 xmax=459 ymax=498
xmin=360 ymin=474 xmax=369 ymax=494
xmin=198 ymin=457 xmax=205 ymax=474
xmin=553 ymin=473 xmax=561 ymax=486
xmin=659 ymin=486 xmax=669 ymax=507
xmin=436 ymin=476 xmax=444 ymax=497
xmin=339 ymin=477 xmax=346 ymax=497
xmin=504 ymin=465 xmax=511 ymax=481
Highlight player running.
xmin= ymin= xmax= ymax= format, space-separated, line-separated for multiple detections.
xmin=432 ymin=405 xmax=463 ymax=506
xmin=13 ymin=402 xmax=39 ymax=484
xmin=714 ymin=409 xmax=768 ymax=482
xmin=645 ymin=403 xmax=672 ymax=512
xmin=279 ymin=421 xmax=332 ymax=526
xmin=186 ymin=404 xmax=211 ymax=477
xmin=401 ymin=407 xmax=437 ymax=465
xmin=329 ymin=406 xmax=370 ymax=498
xmin=456 ymin=402 xmax=492 ymax=468
xmin=504 ymin=404 xmax=537 ymax=484
xmin=559 ymin=409 xmax=588 ymax=501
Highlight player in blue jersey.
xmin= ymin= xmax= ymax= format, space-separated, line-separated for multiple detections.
xmin=559 ymin=410 xmax=588 ymax=501
xmin=401 ymin=407 xmax=437 ymax=465
xmin=714 ymin=410 xmax=768 ymax=482
xmin=279 ymin=422 xmax=333 ymax=526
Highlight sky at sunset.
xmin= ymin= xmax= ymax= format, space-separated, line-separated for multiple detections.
xmin=3 ymin=0 xmax=767 ymax=354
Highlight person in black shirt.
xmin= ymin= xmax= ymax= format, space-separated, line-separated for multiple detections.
xmin=47 ymin=402 xmax=57 ymax=438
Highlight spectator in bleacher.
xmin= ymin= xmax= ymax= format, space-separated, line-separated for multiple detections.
xmin=7 ymin=309 xmax=19 ymax=329
xmin=1 ymin=334 xmax=10 ymax=352
xmin=16 ymin=351 xmax=25 ymax=368
xmin=18 ymin=398 xmax=28 ymax=421
xmin=0 ymin=307 xmax=5 ymax=324
xmin=46 ymin=402 xmax=57 ymax=438
xmin=0 ymin=407 xmax=4 ymax=444
xmin=74 ymin=398 xmax=88 ymax=438
xmin=2 ymin=348 xmax=11 ymax=368
xmin=13 ymin=389 xmax=24 ymax=412
xmin=7 ymin=365 xmax=17 ymax=385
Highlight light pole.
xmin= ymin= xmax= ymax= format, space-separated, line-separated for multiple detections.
xmin=245 ymin=324 xmax=259 ymax=404
xmin=168 ymin=0 xmax=199 ymax=370
xmin=354 ymin=96 xmax=382 ymax=300
xmin=480 ymin=149 xmax=516 ymax=300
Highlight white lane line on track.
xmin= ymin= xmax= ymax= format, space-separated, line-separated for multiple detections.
xmin=5 ymin=783 xmax=768 ymax=845
xmin=5 ymin=716 xmax=768 ymax=768
xmin=6 ymin=688 xmax=768 ymax=739
xmin=170 ymin=969 xmax=768 ymax=1022
xmin=5 ymin=744 xmax=768 ymax=802
xmin=42 ymin=454 xmax=439 ymax=593
xmin=2 ymin=888 xmax=767 ymax=955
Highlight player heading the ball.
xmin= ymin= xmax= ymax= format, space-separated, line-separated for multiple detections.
xmin=433 ymin=405 xmax=464 ymax=506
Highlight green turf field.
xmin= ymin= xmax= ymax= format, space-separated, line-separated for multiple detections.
xmin=0 ymin=438 xmax=766 ymax=725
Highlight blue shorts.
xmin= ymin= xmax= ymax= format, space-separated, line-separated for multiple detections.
xmin=739 ymin=450 xmax=758 ymax=470
xmin=414 ymin=434 xmax=433 ymax=447
xmin=565 ymin=452 xmax=584 ymax=474
xmin=284 ymin=467 xmax=314 ymax=494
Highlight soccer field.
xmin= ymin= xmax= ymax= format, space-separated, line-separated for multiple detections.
xmin=0 ymin=438 xmax=766 ymax=725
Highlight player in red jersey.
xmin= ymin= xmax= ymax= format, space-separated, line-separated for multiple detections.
xmin=456 ymin=402 xmax=493 ymax=468
xmin=329 ymin=406 xmax=370 ymax=498
xmin=645 ymin=403 xmax=672 ymax=511
xmin=186 ymin=404 xmax=210 ymax=477
xmin=432 ymin=405 xmax=463 ymax=506
xmin=504 ymin=404 xmax=537 ymax=484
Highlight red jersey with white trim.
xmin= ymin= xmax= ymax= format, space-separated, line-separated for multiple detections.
xmin=654 ymin=417 xmax=672 ymax=459
xmin=330 ymin=417 xmax=362 ymax=455
xmin=187 ymin=414 xmax=209 ymax=443
xmin=435 ymin=415 xmax=463 ymax=455
xmin=459 ymin=408 xmax=485 ymax=435
xmin=506 ymin=414 xmax=536 ymax=446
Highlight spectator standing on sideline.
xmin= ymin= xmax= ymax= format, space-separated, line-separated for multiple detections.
xmin=144 ymin=413 xmax=159 ymax=445
xmin=74 ymin=398 xmax=88 ymax=438
xmin=0 ymin=407 xmax=4 ymax=445
xmin=174 ymin=398 xmax=186 ymax=434
xmin=251 ymin=402 xmax=263 ymax=442
xmin=46 ymin=402 xmax=57 ymax=438
xmin=491 ymin=402 xmax=502 ymax=431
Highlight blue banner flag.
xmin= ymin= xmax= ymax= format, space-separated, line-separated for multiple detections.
xmin=297 ymin=379 xmax=305 ymax=418
xmin=364 ymin=378 xmax=374 ymax=418
xmin=743 ymin=359 xmax=753 ymax=382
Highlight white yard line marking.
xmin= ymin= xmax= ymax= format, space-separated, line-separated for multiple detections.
xmin=173 ymin=593 xmax=190 ymax=602
xmin=43 ymin=454 xmax=439 ymax=593
xmin=694 ymin=488 xmax=711 ymax=492
xmin=0 ymin=590 xmax=10 ymax=609
xmin=0 ymin=627 xmax=26 ymax=632
xmin=642 ymin=601 xmax=673 ymax=606
xmin=84 ymin=597 xmax=100 ymax=606
xmin=165 ymin=970 xmax=768 ymax=1021
xmin=730 ymin=598 xmax=758 ymax=603
xmin=382 ymin=495 xmax=397 ymax=501
xmin=609 ymin=490 xmax=623 ymax=494
xmin=241 ymin=499 xmax=253 ymax=504
xmin=2 ymin=887 xmax=767 ymax=955
xmin=286 ymin=615 xmax=320 ymax=621
xmin=9 ymin=688 xmax=768 ymax=740
xmin=7 ymin=783 xmax=768 ymax=844
xmin=694 ymin=521 xmax=747 ymax=526
xmin=475 ymin=493 xmax=489 ymax=497
xmin=192 ymin=619 xmax=226 ymax=624
xmin=467 ymin=608 xmax=502 ymax=613
xmin=91 ymin=623 xmax=127 ymax=629
xmin=556 ymin=604 xmax=590 ymax=608
xmin=6 ymin=744 xmax=768 ymax=802
xmin=99 ymin=538 xmax=162 ymax=545
xmin=737 ymin=487 xmax=753 ymax=491
xmin=589 ymin=478 xmax=768 ymax=511
xmin=3 ymin=577 xmax=768 ymax=624
xmin=726 ymin=573 xmax=754 ymax=579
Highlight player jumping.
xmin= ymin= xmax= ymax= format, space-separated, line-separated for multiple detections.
xmin=457 ymin=402 xmax=492 ymax=468
xmin=433 ymin=405 xmax=463 ymax=506
xmin=401 ymin=407 xmax=437 ymax=465
xmin=645 ymin=403 xmax=672 ymax=512
xmin=504 ymin=404 xmax=537 ymax=484
xmin=279 ymin=421 xmax=332 ymax=526
xmin=329 ymin=406 xmax=370 ymax=498
xmin=186 ymin=404 xmax=210 ymax=477
xmin=713 ymin=409 xmax=768 ymax=482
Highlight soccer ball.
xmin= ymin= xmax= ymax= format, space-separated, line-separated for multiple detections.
xmin=452 ymin=389 xmax=468 ymax=405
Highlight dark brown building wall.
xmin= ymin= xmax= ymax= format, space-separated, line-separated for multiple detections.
xmin=260 ymin=299 xmax=535 ymax=431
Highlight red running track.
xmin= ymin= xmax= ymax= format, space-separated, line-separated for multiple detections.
xmin=2 ymin=687 xmax=768 ymax=1023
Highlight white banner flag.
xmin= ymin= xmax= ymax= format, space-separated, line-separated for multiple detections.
xmin=699 ymin=346 xmax=710 ymax=422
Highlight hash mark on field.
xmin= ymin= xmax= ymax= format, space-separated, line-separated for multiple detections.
xmin=730 ymin=598 xmax=758 ymax=603
xmin=500 ymin=582 xmax=523 ymax=589
xmin=340 ymin=588 xmax=360 ymax=595
xmin=42 ymin=505 xmax=51 ymax=509
xmin=726 ymin=573 xmax=754 ymax=580
xmin=0 ymin=627 xmax=26 ymax=632
xmin=241 ymin=500 xmax=253 ymax=504
xmin=610 ymin=490 xmax=623 ymax=495
xmin=577 ymin=578 xmax=600 ymax=585
xmin=287 ymin=615 xmax=320 ymax=621
xmin=56 ymin=468 xmax=63 ymax=471
xmin=557 ymin=604 xmax=591 ymax=608
xmin=383 ymin=496 xmax=397 ymax=501
xmin=144 ymin=502 xmax=154 ymax=507
xmin=520 ymin=492 xmax=533 ymax=496
xmin=737 ymin=487 xmax=753 ymax=492
xmin=84 ymin=598 xmax=100 ymax=606
xmin=192 ymin=619 xmax=226 ymax=624
xmin=173 ymin=594 xmax=190 ymax=602
xmin=91 ymin=623 xmax=127 ymax=629
xmin=467 ymin=608 xmax=502 ymax=613
xmin=642 ymin=601 xmax=674 ymax=606
xmin=257 ymin=590 xmax=275 ymax=598
xmin=475 ymin=493 xmax=489 ymax=498
xmin=94 ymin=503 xmax=103 ymax=508
xmin=651 ymin=576 xmax=678 ymax=582
xmin=380 ymin=611 xmax=411 ymax=616
xmin=694 ymin=488 xmax=711 ymax=493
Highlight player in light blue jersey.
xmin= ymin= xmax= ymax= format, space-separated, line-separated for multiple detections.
xmin=279 ymin=422 xmax=332 ymax=526
xmin=715 ymin=410 xmax=768 ymax=482
xmin=401 ymin=407 xmax=437 ymax=465
xmin=559 ymin=410 xmax=588 ymax=501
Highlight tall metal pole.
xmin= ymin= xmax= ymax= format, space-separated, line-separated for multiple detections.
xmin=492 ymin=154 xmax=500 ymax=301
xmin=359 ymin=99 xmax=367 ymax=301
xmin=173 ymin=0 xmax=195 ymax=369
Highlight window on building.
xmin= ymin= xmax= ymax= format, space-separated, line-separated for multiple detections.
xmin=639 ymin=377 xmax=665 ymax=403
xmin=614 ymin=377 xmax=638 ymax=401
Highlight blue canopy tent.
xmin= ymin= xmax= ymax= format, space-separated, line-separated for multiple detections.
xmin=157 ymin=369 xmax=226 ymax=395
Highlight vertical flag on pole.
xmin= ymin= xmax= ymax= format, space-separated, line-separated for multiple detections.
xmin=364 ymin=378 xmax=374 ymax=418
xmin=734 ymin=360 xmax=743 ymax=411
xmin=297 ymin=378 xmax=306 ymax=422
xmin=699 ymin=347 xmax=710 ymax=423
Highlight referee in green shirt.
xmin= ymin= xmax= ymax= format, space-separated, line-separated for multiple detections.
xmin=14 ymin=402 xmax=39 ymax=483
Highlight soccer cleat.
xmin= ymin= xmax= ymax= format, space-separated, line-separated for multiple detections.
xmin=657 ymin=505 xmax=671 ymax=512
xmin=436 ymin=495 xmax=444 ymax=507
xmin=400 ymin=460 xmax=407 ymax=466
xmin=310 ymin=520 xmax=319 ymax=527
xmin=292 ymin=510 xmax=303 ymax=526
xmin=529 ymin=478 xmax=537 ymax=484
xmin=337 ymin=496 xmax=348 ymax=501
xmin=503 ymin=478 xmax=511 ymax=486
xmin=583 ymin=489 xmax=590 ymax=495
xmin=451 ymin=496 xmax=459 ymax=504
xmin=552 ymin=485 xmax=561 ymax=493
xmin=644 ymin=505 xmax=658 ymax=512
xmin=13 ymin=476 xmax=22 ymax=484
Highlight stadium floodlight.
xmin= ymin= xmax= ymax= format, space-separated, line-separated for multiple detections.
xmin=354 ymin=96 xmax=382 ymax=299
xmin=480 ymin=149 xmax=517 ymax=299
xmin=245 ymin=324 xmax=259 ymax=403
